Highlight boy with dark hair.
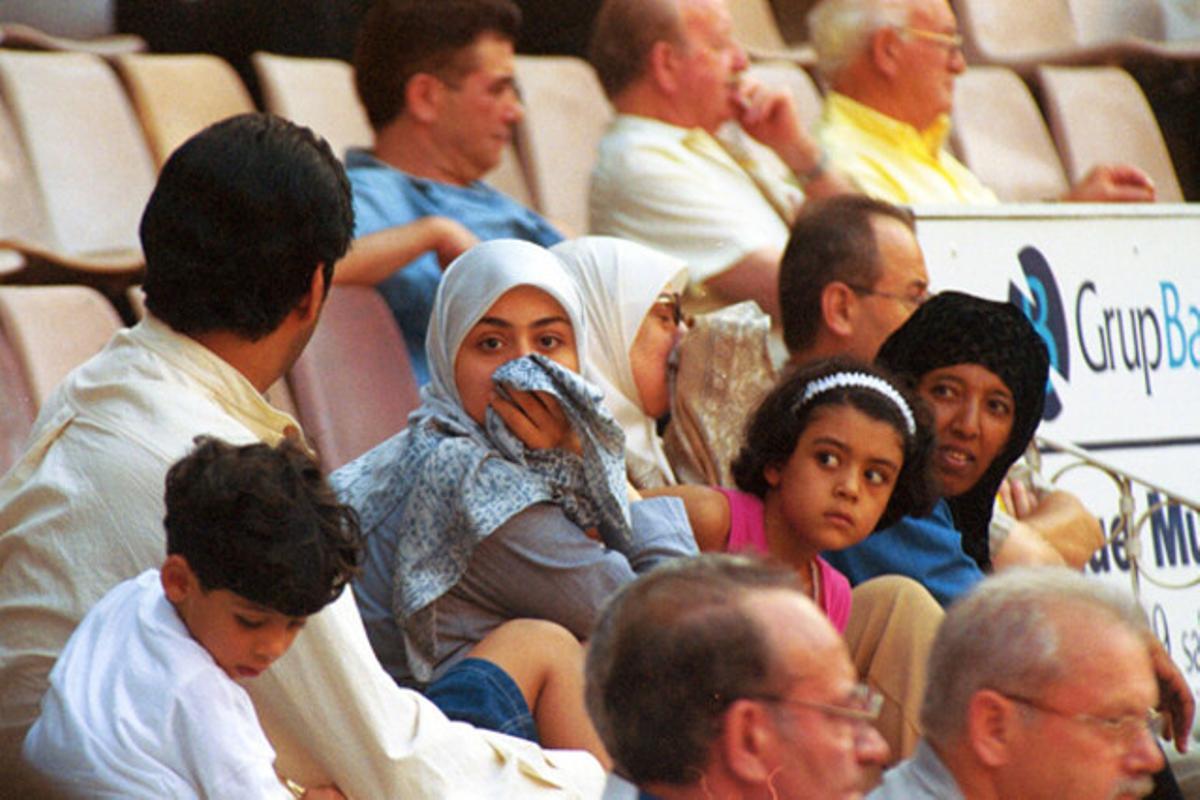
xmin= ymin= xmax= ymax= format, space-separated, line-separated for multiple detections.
xmin=23 ymin=437 xmax=362 ymax=799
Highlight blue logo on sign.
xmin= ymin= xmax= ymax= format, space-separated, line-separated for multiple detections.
xmin=1008 ymin=246 xmax=1069 ymax=421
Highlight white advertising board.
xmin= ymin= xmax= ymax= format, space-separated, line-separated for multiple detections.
xmin=916 ymin=204 xmax=1200 ymax=697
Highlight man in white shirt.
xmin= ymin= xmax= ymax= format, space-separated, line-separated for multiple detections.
xmin=0 ymin=113 xmax=602 ymax=798
xmin=587 ymin=0 xmax=852 ymax=320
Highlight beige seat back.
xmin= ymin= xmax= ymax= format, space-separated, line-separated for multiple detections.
xmin=514 ymin=56 xmax=612 ymax=236
xmin=746 ymin=62 xmax=823 ymax=130
xmin=252 ymin=52 xmax=372 ymax=162
xmin=287 ymin=286 xmax=420 ymax=472
xmin=0 ymin=50 xmax=155 ymax=258
xmin=731 ymin=0 xmax=789 ymax=53
xmin=116 ymin=53 xmax=255 ymax=168
xmin=1068 ymin=0 xmax=1164 ymax=42
xmin=0 ymin=285 xmax=122 ymax=410
xmin=1036 ymin=65 xmax=1183 ymax=202
xmin=957 ymin=0 xmax=1079 ymax=63
xmin=0 ymin=97 xmax=52 ymax=249
xmin=950 ymin=66 xmax=1069 ymax=202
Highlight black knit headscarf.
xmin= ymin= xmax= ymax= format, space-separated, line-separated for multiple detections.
xmin=876 ymin=291 xmax=1049 ymax=571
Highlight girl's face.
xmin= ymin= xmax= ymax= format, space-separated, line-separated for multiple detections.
xmin=454 ymin=285 xmax=579 ymax=425
xmin=629 ymin=292 xmax=684 ymax=419
xmin=917 ymin=363 xmax=1015 ymax=497
xmin=764 ymin=404 xmax=905 ymax=553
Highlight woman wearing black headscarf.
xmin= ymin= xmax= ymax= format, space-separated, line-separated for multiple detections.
xmin=825 ymin=291 xmax=1055 ymax=605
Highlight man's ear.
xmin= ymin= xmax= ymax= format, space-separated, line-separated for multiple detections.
xmin=405 ymin=73 xmax=443 ymax=125
xmin=161 ymin=554 xmax=195 ymax=604
xmin=294 ymin=264 xmax=326 ymax=326
xmin=967 ymin=689 xmax=1020 ymax=768
xmin=822 ymin=281 xmax=857 ymax=338
xmin=871 ymin=27 xmax=904 ymax=79
xmin=718 ymin=700 xmax=777 ymax=783
xmin=647 ymin=39 xmax=681 ymax=94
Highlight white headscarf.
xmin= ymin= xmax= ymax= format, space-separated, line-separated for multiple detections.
xmin=553 ymin=236 xmax=689 ymax=488
xmin=424 ymin=238 xmax=588 ymax=420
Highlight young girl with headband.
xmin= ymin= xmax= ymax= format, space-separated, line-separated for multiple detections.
xmin=653 ymin=358 xmax=934 ymax=629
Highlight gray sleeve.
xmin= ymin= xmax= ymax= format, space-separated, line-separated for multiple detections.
xmin=453 ymin=497 xmax=696 ymax=640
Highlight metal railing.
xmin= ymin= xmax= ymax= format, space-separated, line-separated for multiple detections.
xmin=1035 ymin=434 xmax=1200 ymax=600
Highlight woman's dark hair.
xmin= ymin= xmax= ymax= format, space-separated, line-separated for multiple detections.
xmin=731 ymin=356 xmax=935 ymax=531
xmin=164 ymin=436 xmax=362 ymax=617
xmin=876 ymin=291 xmax=1050 ymax=570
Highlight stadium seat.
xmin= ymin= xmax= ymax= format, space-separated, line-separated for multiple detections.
xmin=514 ymin=55 xmax=612 ymax=235
xmin=251 ymin=52 xmax=372 ymax=163
xmin=746 ymin=61 xmax=824 ymax=130
xmin=1036 ymin=65 xmax=1184 ymax=202
xmin=0 ymin=22 xmax=145 ymax=57
xmin=0 ymin=320 xmax=35 ymax=476
xmin=956 ymin=0 xmax=1200 ymax=73
xmin=286 ymin=286 xmax=420 ymax=472
xmin=116 ymin=53 xmax=255 ymax=167
xmin=950 ymin=66 xmax=1070 ymax=202
xmin=0 ymin=285 xmax=122 ymax=411
xmin=0 ymin=50 xmax=150 ymax=293
xmin=730 ymin=0 xmax=816 ymax=65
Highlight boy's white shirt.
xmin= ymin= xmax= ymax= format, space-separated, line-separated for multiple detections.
xmin=0 ymin=316 xmax=605 ymax=798
xmin=24 ymin=570 xmax=292 ymax=799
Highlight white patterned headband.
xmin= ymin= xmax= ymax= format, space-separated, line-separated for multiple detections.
xmin=795 ymin=372 xmax=916 ymax=436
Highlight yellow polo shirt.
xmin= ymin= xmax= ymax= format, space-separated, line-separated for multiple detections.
xmin=817 ymin=92 xmax=999 ymax=206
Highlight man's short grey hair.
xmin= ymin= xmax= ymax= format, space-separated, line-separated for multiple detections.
xmin=589 ymin=0 xmax=683 ymax=99
xmin=920 ymin=567 xmax=1150 ymax=748
xmin=808 ymin=0 xmax=914 ymax=84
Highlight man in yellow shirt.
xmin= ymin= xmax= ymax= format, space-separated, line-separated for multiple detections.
xmin=807 ymin=0 xmax=1157 ymax=205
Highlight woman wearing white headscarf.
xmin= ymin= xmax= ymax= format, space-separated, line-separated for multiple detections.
xmin=553 ymin=237 xmax=689 ymax=489
xmin=332 ymin=240 xmax=695 ymax=692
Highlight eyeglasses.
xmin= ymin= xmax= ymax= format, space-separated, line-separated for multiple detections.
xmin=1000 ymin=692 xmax=1165 ymax=746
xmin=896 ymin=26 xmax=964 ymax=56
xmin=652 ymin=291 xmax=686 ymax=327
xmin=749 ymin=683 xmax=884 ymax=725
xmin=845 ymin=283 xmax=931 ymax=310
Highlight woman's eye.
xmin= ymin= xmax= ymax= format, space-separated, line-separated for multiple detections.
xmin=816 ymin=451 xmax=839 ymax=468
xmin=864 ymin=468 xmax=892 ymax=486
xmin=235 ymin=615 xmax=265 ymax=630
xmin=478 ymin=335 xmax=505 ymax=352
xmin=988 ymin=398 xmax=1013 ymax=417
xmin=537 ymin=333 xmax=564 ymax=349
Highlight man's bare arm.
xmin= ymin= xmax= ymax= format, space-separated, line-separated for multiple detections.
xmin=332 ymin=217 xmax=478 ymax=285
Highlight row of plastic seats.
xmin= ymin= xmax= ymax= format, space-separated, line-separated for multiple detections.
xmin=738 ymin=0 xmax=1200 ymax=68
xmin=0 ymin=282 xmax=421 ymax=477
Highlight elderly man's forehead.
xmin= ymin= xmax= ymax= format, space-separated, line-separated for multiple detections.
xmin=741 ymin=587 xmax=845 ymax=658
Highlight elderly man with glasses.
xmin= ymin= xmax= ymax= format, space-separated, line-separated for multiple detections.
xmin=807 ymin=0 xmax=1156 ymax=205
xmin=872 ymin=567 xmax=1169 ymax=800
xmin=585 ymin=554 xmax=890 ymax=800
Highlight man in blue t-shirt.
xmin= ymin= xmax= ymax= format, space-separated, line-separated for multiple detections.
xmin=350 ymin=0 xmax=563 ymax=382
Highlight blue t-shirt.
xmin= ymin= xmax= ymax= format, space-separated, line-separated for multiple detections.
xmin=823 ymin=499 xmax=984 ymax=607
xmin=345 ymin=150 xmax=564 ymax=383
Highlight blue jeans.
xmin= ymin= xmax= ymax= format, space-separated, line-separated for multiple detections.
xmin=424 ymin=657 xmax=539 ymax=743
